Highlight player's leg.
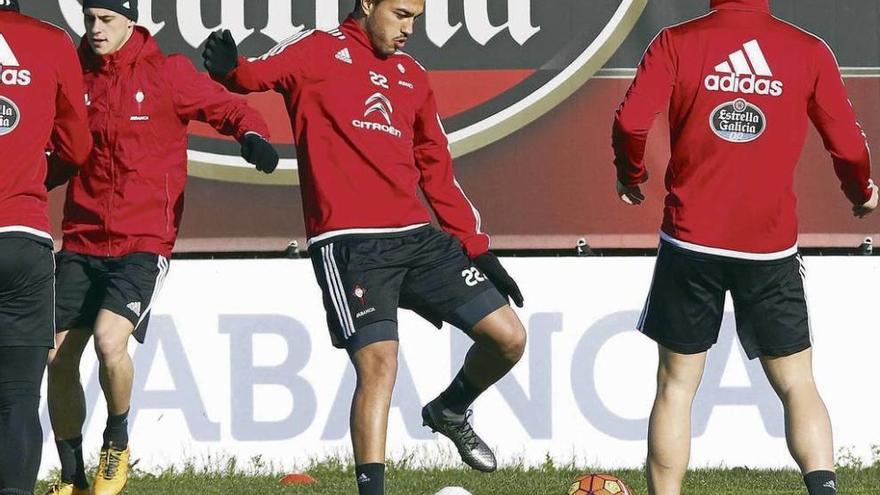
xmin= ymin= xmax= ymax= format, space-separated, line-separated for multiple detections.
xmin=47 ymin=329 xmax=93 ymax=494
xmin=399 ymin=228 xmax=524 ymax=472
xmin=310 ymin=239 xmax=405 ymax=495
xmin=638 ymin=243 xmax=726 ymax=495
xmin=350 ymin=337 xmax=399 ymax=495
xmin=761 ymin=349 xmax=836 ymax=494
xmin=91 ymin=253 xmax=168 ymax=495
xmin=0 ymin=238 xmax=55 ymax=494
xmin=646 ymin=346 xmax=707 ymax=495
xmin=46 ymin=251 xmax=101 ymax=495
xmin=731 ymin=253 xmax=834 ymax=494
xmin=0 ymin=347 xmax=48 ymax=495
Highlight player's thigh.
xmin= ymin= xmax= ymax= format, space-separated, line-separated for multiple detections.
xmin=0 ymin=238 xmax=55 ymax=348
xmin=729 ymin=254 xmax=810 ymax=360
xmin=400 ymin=229 xmax=507 ymax=333
xmin=310 ymin=240 xmax=405 ymax=352
xmin=639 ymin=243 xmax=726 ymax=355
xmin=55 ymin=250 xmax=103 ymax=333
xmin=656 ymin=344 xmax=708 ymax=394
xmin=101 ymin=252 xmax=169 ymax=344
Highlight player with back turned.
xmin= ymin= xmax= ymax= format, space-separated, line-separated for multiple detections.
xmin=0 ymin=0 xmax=92 ymax=493
xmin=612 ymin=1 xmax=877 ymax=494
xmin=203 ymin=1 xmax=528 ymax=494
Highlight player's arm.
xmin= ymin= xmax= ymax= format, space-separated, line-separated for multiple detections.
xmin=168 ymin=55 xmax=278 ymax=174
xmin=202 ymin=29 xmax=312 ymax=94
xmin=46 ymin=31 xmax=92 ymax=190
xmin=807 ymin=41 xmax=877 ymax=217
xmin=414 ymin=88 xmax=523 ymax=306
xmin=611 ymin=28 xmax=677 ymax=205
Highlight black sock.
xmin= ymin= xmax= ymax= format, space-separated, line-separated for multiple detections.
xmin=56 ymin=436 xmax=89 ymax=488
xmin=804 ymin=470 xmax=837 ymax=494
xmin=438 ymin=369 xmax=485 ymax=415
xmin=102 ymin=408 xmax=129 ymax=450
xmin=355 ymin=463 xmax=385 ymax=495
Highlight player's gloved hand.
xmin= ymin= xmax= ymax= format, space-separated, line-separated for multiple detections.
xmin=203 ymin=29 xmax=239 ymax=77
xmin=853 ymin=179 xmax=879 ymax=218
xmin=473 ymin=252 xmax=524 ymax=308
xmin=617 ymin=180 xmax=645 ymax=206
xmin=240 ymin=133 xmax=279 ymax=174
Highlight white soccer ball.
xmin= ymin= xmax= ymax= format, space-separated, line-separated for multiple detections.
xmin=435 ymin=488 xmax=473 ymax=495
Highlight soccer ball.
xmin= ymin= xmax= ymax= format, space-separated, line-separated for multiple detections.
xmin=568 ymin=473 xmax=633 ymax=495
xmin=435 ymin=487 xmax=473 ymax=495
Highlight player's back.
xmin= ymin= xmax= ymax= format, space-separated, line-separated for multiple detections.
xmin=621 ymin=0 xmax=868 ymax=257
xmin=0 ymin=7 xmax=88 ymax=238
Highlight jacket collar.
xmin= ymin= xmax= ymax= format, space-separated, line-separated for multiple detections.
xmin=80 ymin=26 xmax=159 ymax=72
xmin=340 ymin=15 xmax=380 ymax=55
xmin=711 ymin=0 xmax=770 ymax=13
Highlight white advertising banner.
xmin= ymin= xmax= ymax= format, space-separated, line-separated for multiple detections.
xmin=38 ymin=257 xmax=880 ymax=474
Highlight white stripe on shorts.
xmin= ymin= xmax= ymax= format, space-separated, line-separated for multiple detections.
xmin=321 ymin=244 xmax=355 ymax=338
xmin=136 ymin=255 xmax=169 ymax=329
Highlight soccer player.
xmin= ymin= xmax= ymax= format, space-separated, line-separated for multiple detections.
xmin=202 ymin=1 xmax=527 ymax=493
xmin=0 ymin=1 xmax=91 ymax=493
xmin=611 ymin=1 xmax=877 ymax=494
xmin=43 ymin=1 xmax=278 ymax=494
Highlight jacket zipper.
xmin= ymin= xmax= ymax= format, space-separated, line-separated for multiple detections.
xmin=106 ymin=65 xmax=119 ymax=256
xmin=164 ymin=174 xmax=171 ymax=232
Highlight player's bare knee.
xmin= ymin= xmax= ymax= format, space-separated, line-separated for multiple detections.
xmin=47 ymin=349 xmax=79 ymax=377
xmin=93 ymin=333 xmax=129 ymax=365
xmin=500 ymin=325 xmax=527 ymax=364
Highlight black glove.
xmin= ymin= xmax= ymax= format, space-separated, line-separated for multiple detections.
xmin=203 ymin=29 xmax=239 ymax=77
xmin=473 ymin=252 xmax=524 ymax=307
xmin=240 ymin=133 xmax=279 ymax=174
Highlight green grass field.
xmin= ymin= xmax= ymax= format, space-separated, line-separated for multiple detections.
xmin=35 ymin=462 xmax=880 ymax=494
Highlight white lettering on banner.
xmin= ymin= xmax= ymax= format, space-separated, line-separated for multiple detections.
xmin=36 ymin=258 xmax=880 ymax=476
xmin=58 ymin=1 xmax=540 ymax=48
xmin=462 ymin=0 xmax=541 ymax=46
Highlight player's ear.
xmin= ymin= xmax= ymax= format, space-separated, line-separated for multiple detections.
xmin=360 ymin=0 xmax=376 ymax=16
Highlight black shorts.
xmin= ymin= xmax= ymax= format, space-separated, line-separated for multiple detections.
xmin=310 ymin=226 xmax=507 ymax=352
xmin=638 ymin=241 xmax=811 ymax=360
xmin=0 ymin=237 xmax=54 ymax=348
xmin=55 ymin=251 xmax=169 ymax=343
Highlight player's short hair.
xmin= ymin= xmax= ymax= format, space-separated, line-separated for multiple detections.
xmin=353 ymin=0 xmax=385 ymax=13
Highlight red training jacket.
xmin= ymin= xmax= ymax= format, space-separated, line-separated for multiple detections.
xmin=0 ymin=6 xmax=90 ymax=245
xmin=62 ymin=27 xmax=269 ymax=258
xmin=613 ymin=0 xmax=873 ymax=259
xmin=219 ymin=16 xmax=490 ymax=258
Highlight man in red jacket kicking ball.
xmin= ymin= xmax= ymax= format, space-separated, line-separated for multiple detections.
xmin=43 ymin=1 xmax=278 ymax=494
xmin=203 ymin=1 xmax=527 ymax=494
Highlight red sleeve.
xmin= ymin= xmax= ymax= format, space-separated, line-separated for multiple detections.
xmin=168 ymin=55 xmax=269 ymax=140
xmin=217 ymin=30 xmax=315 ymax=94
xmin=414 ymin=87 xmax=490 ymax=258
xmin=808 ymin=40 xmax=873 ymax=206
xmin=612 ymin=28 xmax=676 ymax=186
xmin=51 ymin=30 xmax=91 ymax=166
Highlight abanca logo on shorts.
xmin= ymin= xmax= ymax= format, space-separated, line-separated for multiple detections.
xmin=704 ymin=40 xmax=783 ymax=97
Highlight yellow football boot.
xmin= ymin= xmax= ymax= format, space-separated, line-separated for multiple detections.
xmin=92 ymin=446 xmax=130 ymax=495
xmin=43 ymin=481 xmax=90 ymax=495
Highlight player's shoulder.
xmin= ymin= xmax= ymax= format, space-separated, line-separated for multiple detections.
xmin=767 ymin=15 xmax=833 ymax=55
xmin=7 ymin=12 xmax=75 ymax=44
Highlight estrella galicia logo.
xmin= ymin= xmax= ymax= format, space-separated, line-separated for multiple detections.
xmin=0 ymin=96 xmax=20 ymax=136
xmin=710 ymin=98 xmax=766 ymax=143
xmin=29 ymin=0 xmax=646 ymax=184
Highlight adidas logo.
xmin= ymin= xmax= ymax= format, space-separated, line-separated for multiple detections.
xmin=356 ymin=473 xmax=370 ymax=484
xmin=126 ymin=301 xmax=142 ymax=317
xmin=0 ymin=34 xmax=30 ymax=86
xmin=704 ymin=39 xmax=783 ymax=97
xmin=335 ymin=48 xmax=352 ymax=64
xmin=823 ymin=480 xmax=837 ymax=491
xmin=122 ymin=1 xmax=131 ymax=8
